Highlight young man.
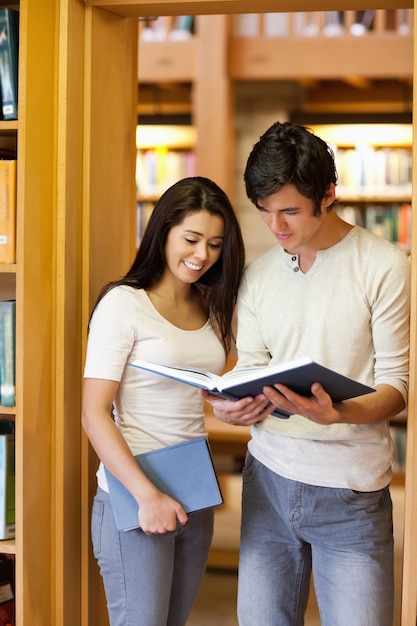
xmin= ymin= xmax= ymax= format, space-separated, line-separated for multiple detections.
xmin=200 ymin=122 xmax=410 ymax=626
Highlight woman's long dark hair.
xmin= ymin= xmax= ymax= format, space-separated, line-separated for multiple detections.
xmin=92 ymin=176 xmax=245 ymax=354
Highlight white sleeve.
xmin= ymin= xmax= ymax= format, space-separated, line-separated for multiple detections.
xmin=235 ymin=272 xmax=272 ymax=368
xmin=84 ymin=287 xmax=137 ymax=381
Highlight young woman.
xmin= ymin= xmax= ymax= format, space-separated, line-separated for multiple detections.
xmin=82 ymin=176 xmax=245 ymax=626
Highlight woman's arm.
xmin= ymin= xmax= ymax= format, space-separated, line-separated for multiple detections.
xmin=82 ymin=377 xmax=188 ymax=534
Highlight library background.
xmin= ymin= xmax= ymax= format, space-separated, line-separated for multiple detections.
xmin=0 ymin=1 xmax=416 ymax=625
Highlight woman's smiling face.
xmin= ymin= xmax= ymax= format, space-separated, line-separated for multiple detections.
xmin=164 ymin=210 xmax=225 ymax=284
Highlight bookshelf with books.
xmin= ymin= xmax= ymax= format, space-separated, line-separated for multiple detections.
xmin=0 ymin=9 xmax=17 ymax=585
xmin=229 ymin=10 xmax=413 ymax=80
xmin=0 ymin=12 xmax=16 ymax=626
xmin=135 ymin=124 xmax=196 ymax=243
xmin=311 ymin=123 xmax=413 ymax=252
xmin=0 ymin=0 xmax=93 ymax=623
xmin=137 ymin=14 xmax=234 ymax=199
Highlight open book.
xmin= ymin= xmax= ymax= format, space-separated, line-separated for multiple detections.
xmin=130 ymin=356 xmax=375 ymax=419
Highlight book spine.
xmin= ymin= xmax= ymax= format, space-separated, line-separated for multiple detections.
xmin=0 ymin=301 xmax=15 ymax=407
xmin=0 ymin=434 xmax=14 ymax=540
xmin=0 ymin=9 xmax=19 ymax=121
xmin=0 ymin=159 xmax=16 ymax=263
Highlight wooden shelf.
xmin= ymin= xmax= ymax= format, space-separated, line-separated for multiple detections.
xmin=0 ymin=265 xmax=16 ymax=274
xmin=229 ymin=34 xmax=412 ymax=80
xmin=0 ymin=539 xmax=15 ymax=555
xmin=337 ymin=195 xmax=412 ymax=203
xmin=0 ymin=121 xmax=17 ymax=133
xmin=138 ymin=39 xmax=197 ymax=82
xmin=0 ymin=406 xmax=15 ymax=416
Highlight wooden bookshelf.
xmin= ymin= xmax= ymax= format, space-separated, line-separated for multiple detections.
xmin=6 ymin=0 xmax=416 ymax=625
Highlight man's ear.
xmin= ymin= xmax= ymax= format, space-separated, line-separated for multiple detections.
xmin=323 ymin=183 xmax=336 ymax=209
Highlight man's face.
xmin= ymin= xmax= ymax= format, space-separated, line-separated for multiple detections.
xmin=256 ymin=183 xmax=332 ymax=255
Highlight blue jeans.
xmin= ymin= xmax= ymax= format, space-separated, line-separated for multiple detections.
xmin=238 ymin=453 xmax=394 ymax=626
xmin=91 ymin=488 xmax=214 ymax=626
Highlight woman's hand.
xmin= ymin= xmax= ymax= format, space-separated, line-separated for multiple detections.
xmin=138 ymin=490 xmax=188 ymax=536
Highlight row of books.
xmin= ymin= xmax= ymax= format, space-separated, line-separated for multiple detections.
xmin=136 ymin=148 xmax=196 ymax=199
xmin=233 ymin=10 xmax=412 ymax=38
xmin=334 ymin=146 xmax=412 ymax=197
xmin=139 ymin=16 xmax=195 ymax=42
xmin=0 ymin=9 xmax=18 ymax=121
xmin=336 ymin=203 xmax=412 ymax=251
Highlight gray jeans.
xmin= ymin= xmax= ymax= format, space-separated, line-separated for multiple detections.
xmin=91 ymin=487 xmax=214 ymax=626
xmin=238 ymin=453 xmax=394 ymax=626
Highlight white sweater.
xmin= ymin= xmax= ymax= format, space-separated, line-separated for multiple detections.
xmin=237 ymin=226 xmax=410 ymax=490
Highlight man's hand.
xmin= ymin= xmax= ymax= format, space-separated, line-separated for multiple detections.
xmin=263 ymin=381 xmax=338 ymax=425
xmin=199 ymin=389 xmax=273 ymax=425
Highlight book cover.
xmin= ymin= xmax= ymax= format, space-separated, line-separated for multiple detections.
xmin=0 ymin=301 xmax=15 ymax=407
xmin=130 ymin=357 xmax=376 ymax=419
xmin=0 ymin=160 xmax=16 ymax=264
xmin=0 ymin=9 xmax=19 ymax=121
xmin=0 ymin=435 xmax=14 ymax=540
xmin=105 ymin=437 xmax=223 ymax=532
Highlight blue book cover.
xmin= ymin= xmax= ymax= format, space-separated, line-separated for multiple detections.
xmin=0 ymin=9 xmax=19 ymax=121
xmin=105 ymin=437 xmax=223 ymax=531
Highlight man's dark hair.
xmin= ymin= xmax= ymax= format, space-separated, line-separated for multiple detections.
xmin=244 ymin=121 xmax=338 ymax=216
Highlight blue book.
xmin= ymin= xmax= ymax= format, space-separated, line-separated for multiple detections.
xmin=0 ymin=300 xmax=15 ymax=407
xmin=130 ymin=356 xmax=376 ymax=419
xmin=105 ymin=437 xmax=223 ymax=532
xmin=0 ymin=9 xmax=19 ymax=120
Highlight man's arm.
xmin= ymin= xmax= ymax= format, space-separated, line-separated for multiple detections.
xmin=262 ymin=381 xmax=404 ymax=425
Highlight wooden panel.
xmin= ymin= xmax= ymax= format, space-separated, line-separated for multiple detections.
xmin=401 ymin=10 xmax=417 ymax=625
xmin=82 ymin=6 xmax=138 ymax=626
xmin=17 ymin=0 xmax=87 ymax=623
xmin=229 ymin=36 xmax=413 ymax=80
xmin=16 ymin=0 xmax=56 ymax=623
xmin=86 ymin=0 xmax=414 ymax=18
xmin=194 ymin=15 xmax=234 ymax=198
xmin=53 ymin=0 xmax=86 ymax=624
xmin=138 ymin=40 xmax=197 ymax=81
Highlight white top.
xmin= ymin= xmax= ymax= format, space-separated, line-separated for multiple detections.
xmin=236 ymin=226 xmax=410 ymax=491
xmin=84 ymin=285 xmax=225 ymax=491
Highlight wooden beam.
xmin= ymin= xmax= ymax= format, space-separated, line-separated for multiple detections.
xmin=86 ymin=0 xmax=413 ymax=19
